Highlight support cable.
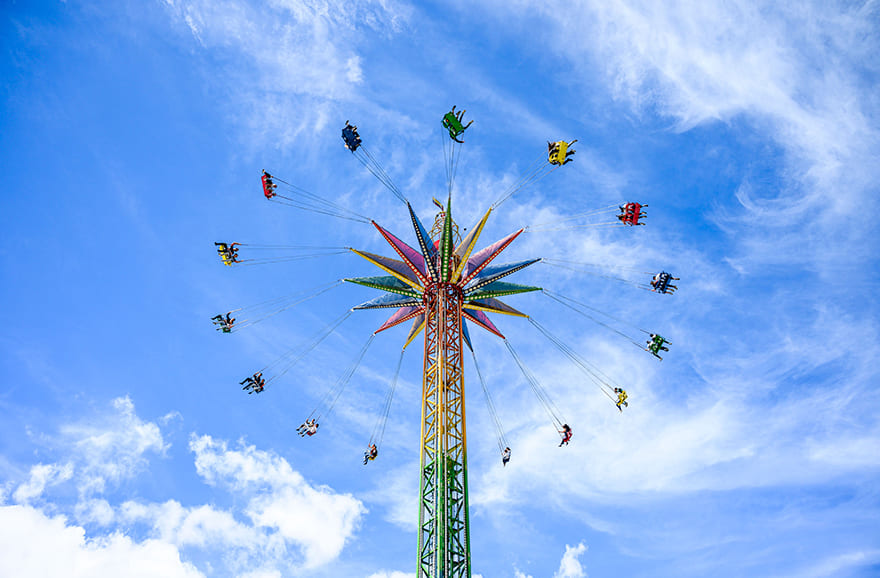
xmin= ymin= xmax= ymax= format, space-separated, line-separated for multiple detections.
xmin=442 ymin=133 xmax=466 ymax=198
xmin=526 ymin=205 xmax=620 ymax=229
xmin=492 ymin=151 xmax=557 ymax=208
xmin=540 ymin=257 xmax=655 ymax=275
xmin=470 ymin=349 xmax=508 ymax=454
xmin=230 ymin=280 xmax=343 ymax=331
xmin=542 ymin=289 xmax=648 ymax=349
xmin=269 ymin=176 xmax=372 ymax=223
xmin=540 ymin=261 xmax=652 ymax=291
xmin=311 ymin=333 xmax=376 ymax=422
xmin=233 ymin=250 xmax=350 ymax=267
xmin=370 ymin=348 xmax=405 ymax=449
xmin=528 ymin=318 xmax=620 ymax=405
xmin=526 ymin=222 xmax=628 ymax=232
xmin=352 ymin=145 xmax=408 ymax=205
xmin=503 ymin=338 xmax=566 ymax=429
xmin=257 ymin=310 xmax=352 ymax=387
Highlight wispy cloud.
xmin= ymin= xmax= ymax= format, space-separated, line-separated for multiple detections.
xmin=159 ymin=0 xmax=411 ymax=149
xmin=784 ymin=548 xmax=880 ymax=578
xmin=457 ymin=0 xmax=880 ymax=272
xmin=12 ymin=462 xmax=73 ymax=504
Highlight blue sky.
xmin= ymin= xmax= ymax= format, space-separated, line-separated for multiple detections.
xmin=2 ymin=1 xmax=879 ymax=576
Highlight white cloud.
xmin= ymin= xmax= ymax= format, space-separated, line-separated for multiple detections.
xmin=190 ymin=434 xmax=367 ymax=568
xmin=119 ymin=500 xmax=256 ymax=549
xmin=3 ymin=397 xmax=369 ymax=574
xmin=60 ymin=396 xmax=168 ymax=496
xmin=9 ymin=397 xmax=170 ymax=527
xmin=13 ymin=462 xmax=73 ymax=503
xmin=75 ymin=498 xmax=116 ymax=527
xmin=366 ymin=572 xmax=415 ymax=578
xmin=160 ymin=410 xmax=183 ymax=425
xmin=0 ymin=505 xmax=203 ymax=578
xmin=239 ymin=570 xmax=283 ymax=578
xmin=554 ymin=542 xmax=588 ymax=578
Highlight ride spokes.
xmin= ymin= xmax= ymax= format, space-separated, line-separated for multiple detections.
xmin=541 ymin=259 xmax=680 ymax=295
xmin=211 ymin=106 xmax=679 ymax=578
xmin=289 ymin=330 xmax=375 ymax=437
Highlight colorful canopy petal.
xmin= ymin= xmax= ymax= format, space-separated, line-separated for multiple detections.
xmin=464 ymin=281 xmax=541 ymax=300
xmin=376 ymin=305 xmax=425 ymax=333
xmin=373 ymin=222 xmax=428 ymax=284
xmin=460 ymin=229 xmax=524 ymax=286
xmin=439 ymin=197 xmax=455 ymax=282
xmin=462 ymin=309 xmax=505 ymax=339
xmin=350 ymin=249 xmax=423 ymax=289
xmin=349 ymin=198 xmax=538 ymax=346
xmin=461 ymin=319 xmax=473 ymax=352
xmin=452 ymin=207 xmax=492 ymax=282
xmin=464 ymin=297 xmax=528 ymax=317
xmin=466 ymin=258 xmax=541 ymax=291
xmin=345 ymin=275 xmax=422 ymax=298
xmin=404 ymin=314 xmax=426 ymax=348
xmin=354 ymin=293 xmax=422 ymax=310
xmin=408 ymin=202 xmax=438 ymax=281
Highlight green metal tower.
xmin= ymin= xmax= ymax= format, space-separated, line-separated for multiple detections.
xmin=346 ymin=199 xmax=541 ymax=577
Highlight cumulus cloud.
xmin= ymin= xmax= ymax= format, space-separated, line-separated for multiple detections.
xmin=75 ymin=498 xmax=116 ymax=527
xmin=0 ymin=505 xmax=203 ymax=578
xmin=2 ymin=397 xmax=368 ymax=575
xmin=554 ymin=542 xmax=588 ymax=578
xmin=120 ymin=500 xmax=256 ymax=549
xmin=190 ymin=434 xmax=366 ymax=568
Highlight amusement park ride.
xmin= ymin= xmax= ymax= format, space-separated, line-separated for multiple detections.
xmin=213 ymin=109 xmax=675 ymax=577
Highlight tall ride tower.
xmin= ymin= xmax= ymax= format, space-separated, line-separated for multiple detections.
xmin=417 ymin=205 xmax=470 ymax=576
xmin=346 ymin=199 xmax=541 ymax=577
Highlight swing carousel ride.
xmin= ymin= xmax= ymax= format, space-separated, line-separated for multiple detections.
xmin=212 ymin=107 xmax=678 ymax=578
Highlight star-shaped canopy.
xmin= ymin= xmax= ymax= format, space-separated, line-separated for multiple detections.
xmin=345 ymin=198 xmax=541 ymax=349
